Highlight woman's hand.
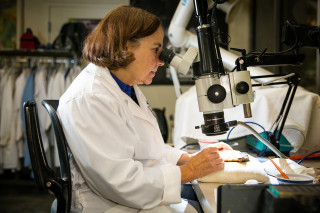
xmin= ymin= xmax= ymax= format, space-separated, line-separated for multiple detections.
xmin=177 ymin=153 xmax=192 ymax=166
xmin=176 ymin=142 xmax=232 ymax=166
xmin=179 ymin=146 xmax=224 ymax=184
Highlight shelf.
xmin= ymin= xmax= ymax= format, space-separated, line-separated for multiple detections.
xmin=0 ymin=49 xmax=76 ymax=58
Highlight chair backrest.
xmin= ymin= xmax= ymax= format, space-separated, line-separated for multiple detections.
xmin=24 ymin=101 xmax=56 ymax=189
xmin=23 ymin=100 xmax=71 ymax=213
xmin=42 ymin=100 xmax=72 ymax=213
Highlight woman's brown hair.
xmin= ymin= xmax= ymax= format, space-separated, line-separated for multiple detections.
xmin=82 ymin=5 xmax=162 ymax=70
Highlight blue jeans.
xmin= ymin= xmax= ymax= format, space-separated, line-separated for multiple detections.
xmin=181 ymin=184 xmax=204 ymax=213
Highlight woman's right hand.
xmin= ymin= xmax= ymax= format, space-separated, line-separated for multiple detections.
xmin=180 ymin=146 xmax=224 ymax=184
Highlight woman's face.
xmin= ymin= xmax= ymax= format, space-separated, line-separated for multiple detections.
xmin=125 ymin=26 xmax=165 ymax=85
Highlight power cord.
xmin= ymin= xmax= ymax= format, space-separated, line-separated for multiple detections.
xmin=226 ymin=121 xmax=267 ymax=157
xmin=297 ymin=150 xmax=320 ymax=164
xmin=226 ymin=121 xmax=265 ymax=144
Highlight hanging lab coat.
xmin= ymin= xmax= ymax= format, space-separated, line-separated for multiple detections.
xmin=1 ymin=68 xmax=20 ymax=169
xmin=15 ymin=68 xmax=31 ymax=159
xmin=34 ymin=66 xmax=50 ymax=153
xmin=58 ymin=63 xmax=196 ymax=213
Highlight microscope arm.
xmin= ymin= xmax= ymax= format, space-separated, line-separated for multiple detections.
xmin=168 ymin=0 xmax=198 ymax=48
xmin=235 ymin=53 xmax=305 ymax=71
xmin=251 ymin=73 xmax=301 ymax=151
xmin=168 ymin=0 xmax=273 ymax=75
xmin=168 ymin=0 xmax=216 ymax=48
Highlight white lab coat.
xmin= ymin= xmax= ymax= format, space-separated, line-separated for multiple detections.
xmin=34 ymin=66 xmax=50 ymax=153
xmin=58 ymin=63 xmax=196 ymax=213
xmin=14 ymin=68 xmax=31 ymax=159
xmin=1 ymin=69 xmax=20 ymax=169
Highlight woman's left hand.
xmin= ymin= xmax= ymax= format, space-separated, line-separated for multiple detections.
xmin=177 ymin=142 xmax=232 ymax=166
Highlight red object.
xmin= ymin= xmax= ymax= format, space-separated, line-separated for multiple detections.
xmin=20 ymin=33 xmax=37 ymax=49
xmin=288 ymin=152 xmax=320 ymax=160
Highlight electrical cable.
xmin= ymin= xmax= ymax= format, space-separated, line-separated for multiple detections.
xmin=225 ymin=126 xmax=235 ymax=145
xmin=297 ymin=150 xmax=320 ymax=164
xmin=226 ymin=121 xmax=267 ymax=156
xmin=226 ymin=121 xmax=265 ymax=144
xmin=258 ymin=145 xmax=268 ymax=157
xmin=230 ymin=66 xmax=237 ymax=72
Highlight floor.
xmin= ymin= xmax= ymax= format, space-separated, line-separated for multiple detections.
xmin=0 ymin=169 xmax=55 ymax=213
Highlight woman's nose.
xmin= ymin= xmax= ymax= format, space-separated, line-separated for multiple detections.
xmin=157 ymin=57 xmax=165 ymax=66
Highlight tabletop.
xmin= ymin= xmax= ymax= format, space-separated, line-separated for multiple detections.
xmin=191 ymin=158 xmax=320 ymax=213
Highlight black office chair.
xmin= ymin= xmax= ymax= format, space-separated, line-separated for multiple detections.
xmin=24 ymin=100 xmax=71 ymax=213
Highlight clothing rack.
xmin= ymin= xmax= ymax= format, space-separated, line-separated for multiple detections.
xmin=0 ymin=49 xmax=80 ymax=68
xmin=0 ymin=49 xmax=76 ymax=58
xmin=0 ymin=49 xmax=83 ymax=172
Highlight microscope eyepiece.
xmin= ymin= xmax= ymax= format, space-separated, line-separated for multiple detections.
xmin=159 ymin=48 xmax=175 ymax=65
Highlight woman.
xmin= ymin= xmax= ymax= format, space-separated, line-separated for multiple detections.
xmin=58 ymin=5 xmax=231 ymax=213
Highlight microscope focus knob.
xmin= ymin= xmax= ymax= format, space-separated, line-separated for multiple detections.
xmin=236 ymin=81 xmax=249 ymax=94
xmin=207 ymin=85 xmax=226 ymax=103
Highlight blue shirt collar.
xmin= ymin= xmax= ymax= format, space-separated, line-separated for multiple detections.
xmin=110 ymin=71 xmax=132 ymax=97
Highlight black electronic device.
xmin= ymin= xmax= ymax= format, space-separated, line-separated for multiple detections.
xmin=217 ymin=184 xmax=320 ymax=213
xmin=282 ymin=21 xmax=320 ymax=50
xmin=217 ymin=184 xmax=268 ymax=213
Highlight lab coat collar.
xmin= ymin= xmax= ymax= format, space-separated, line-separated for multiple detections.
xmin=127 ymin=85 xmax=159 ymax=129
xmin=89 ymin=63 xmax=158 ymax=128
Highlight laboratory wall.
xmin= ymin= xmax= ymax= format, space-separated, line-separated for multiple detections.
xmin=1 ymin=0 xmax=253 ymax=145
xmin=22 ymin=0 xmax=129 ymax=46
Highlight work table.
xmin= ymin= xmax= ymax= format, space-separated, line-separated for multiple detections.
xmin=191 ymin=158 xmax=320 ymax=213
